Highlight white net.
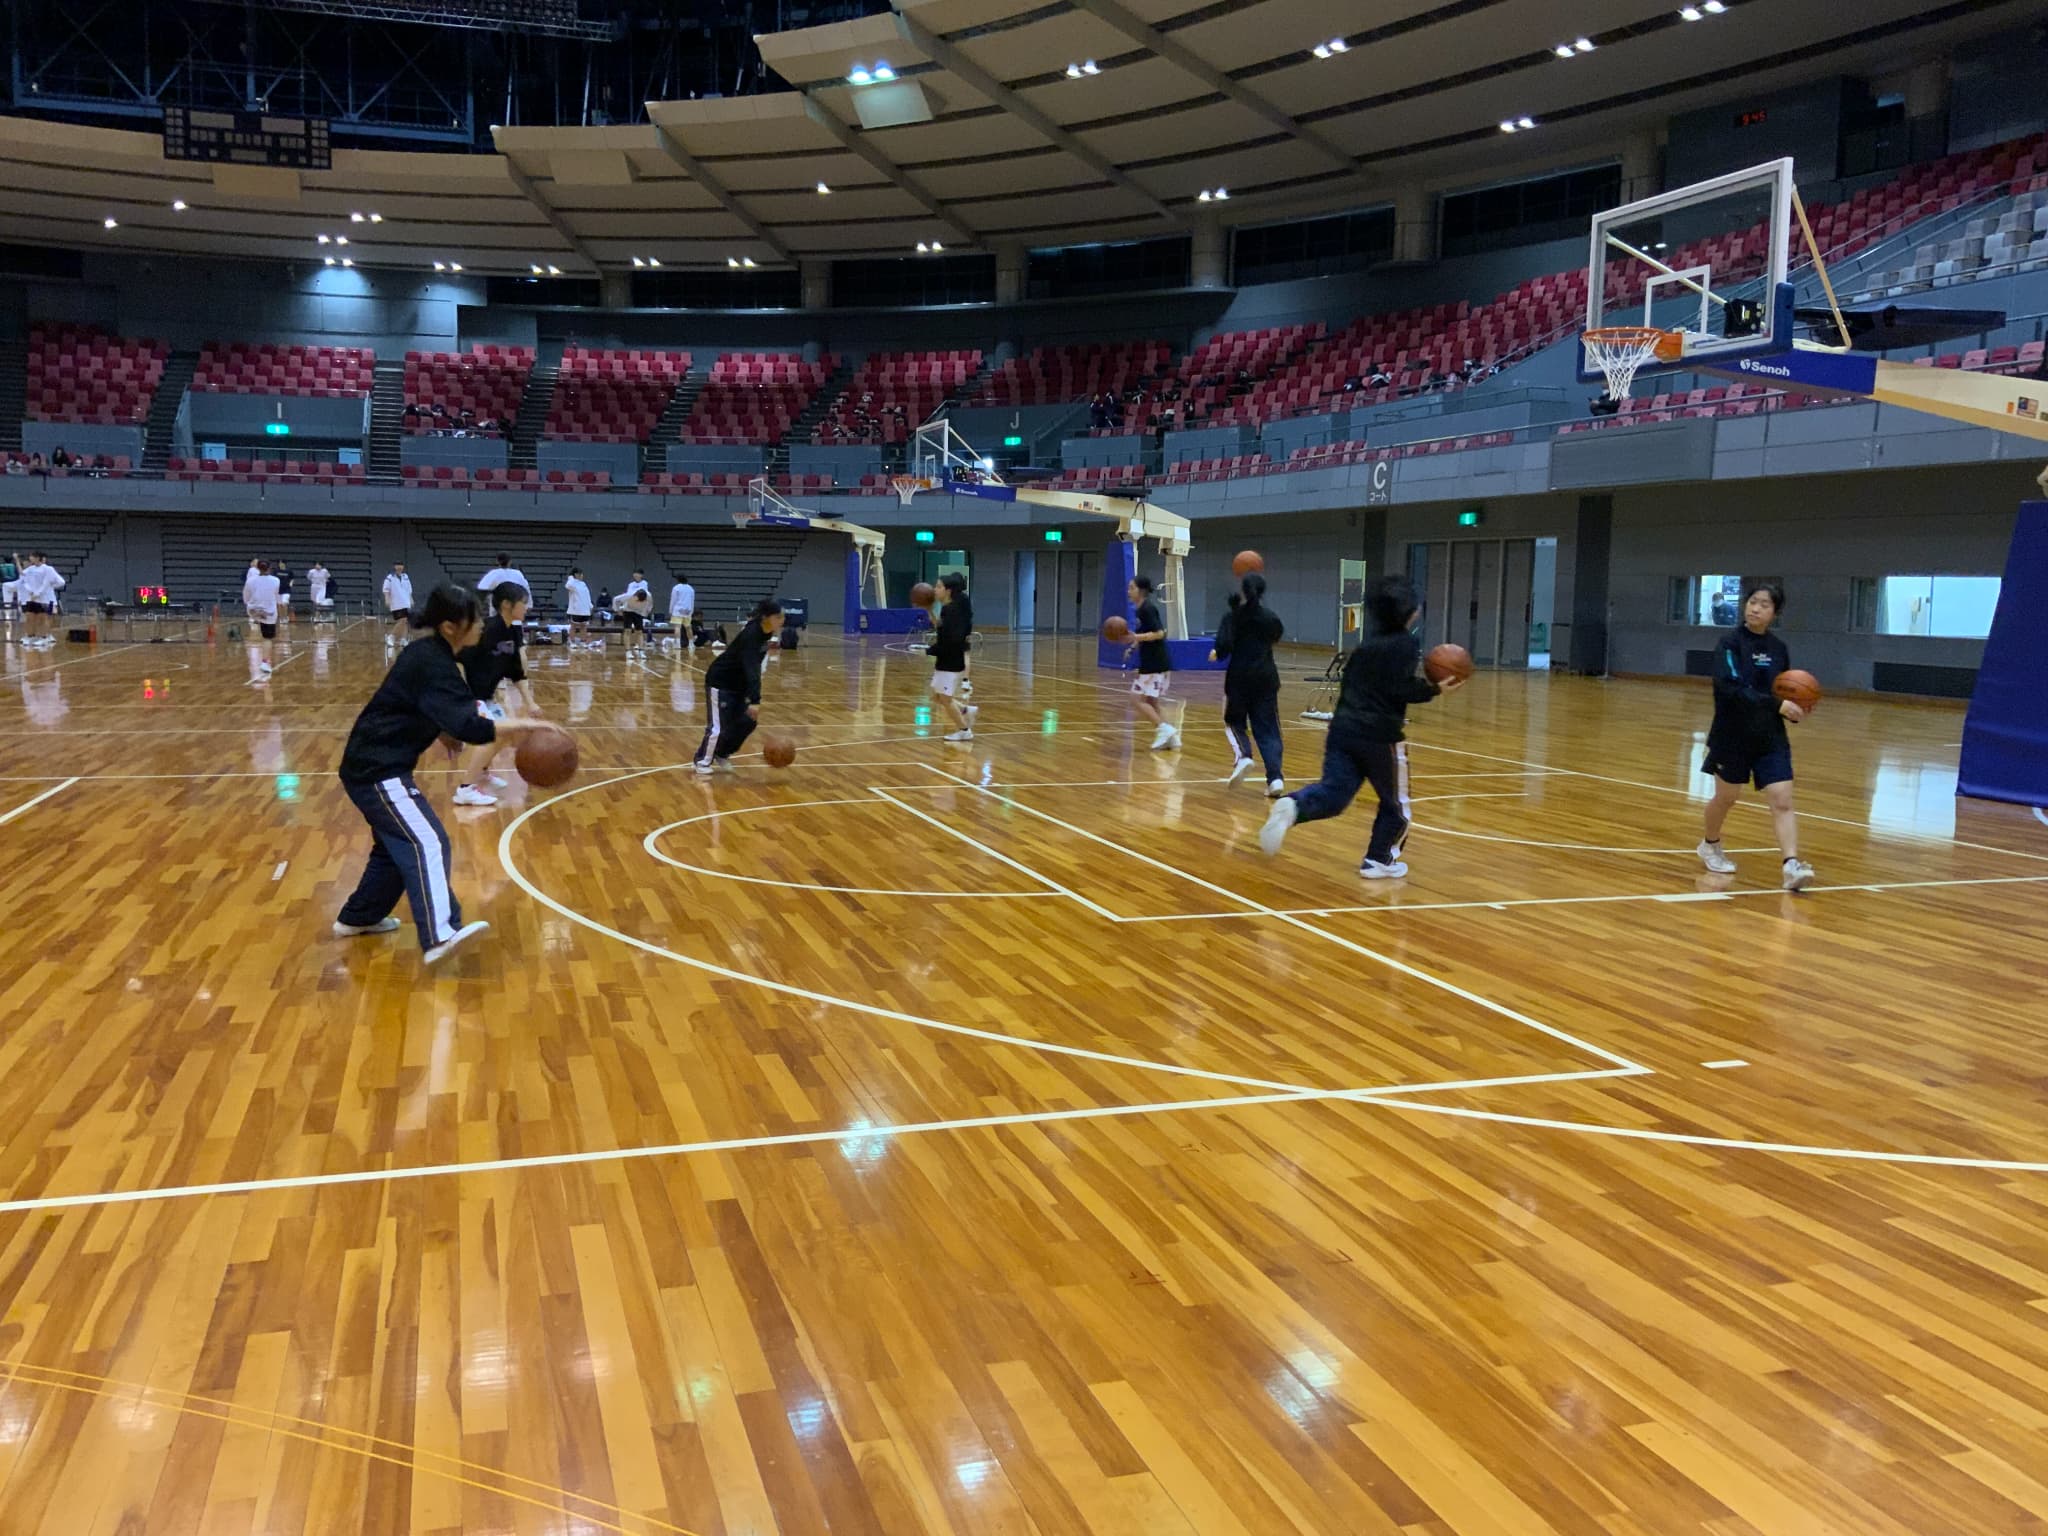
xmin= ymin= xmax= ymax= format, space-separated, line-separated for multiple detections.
xmin=1581 ymin=327 xmax=1674 ymax=402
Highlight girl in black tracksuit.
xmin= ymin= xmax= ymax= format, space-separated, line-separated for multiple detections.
xmin=1697 ymin=579 xmax=1815 ymax=891
xmin=1211 ymin=572 xmax=1286 ymax=793
xmin=1259 ymin=575 xmax=1460 ymax=878
xmin=335 ymin=583 xmax=552 ymax=961
xmin=696 ymin=599 xmax=784 ymax=771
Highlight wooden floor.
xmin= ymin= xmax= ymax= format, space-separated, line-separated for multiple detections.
xmin=3 ymin=614 xmax=2048 ymax=1536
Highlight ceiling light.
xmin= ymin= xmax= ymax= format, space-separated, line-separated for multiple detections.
xmin=1084 ymin=60 xmax=1100 ymax=74
xmin=547 ymin=264 xmax=561 ymax=275
xmin=1198 ymin=190 xmax=1211 ymax=202
xmin=742 ymin=257 xmax=756 ymax=268
xmin=917 ymin=242 xmax=930 ymax=252
xmin=325 ymin=257 xmax=336 ymax=266
xmin=1329 ymin=38 xmax=1348 ymax=53
xmin=350 ymin=211 xmax=365 ymax=223
xmin=1679 ymin=5 xmax=1703 ymax=17
xmin=171 ymin=198 xmax=187 ymax=211
xmin=848 ymin=64 xmax=873 ymax=85
xmin=368 ymin=212 xmax=383 ymax=223
xmin=1197 ymin=187 xmax=1229 ymax=202
xmin=1067 ymin=63 xmax=1082 ymax=78
xmin=531 ymin=264 xmax=543 ymax=275
xmin=1703 ymin=0 xmax=1726 ymax=9
xmin=632 ymin=256 xmax=645 ymax=267
xmin=103 ymin=217 xmax=118 ymax=229
xmin=728 ymin=256 xmax=741 ymax=267
xmin=434 ymin=260 xmax=447 ymax=271
xmin=1575 ymin=37 xmax=1595 ymax=51
xmin=1555 ymin=44 xmax=1575 ymax=57
xmin=317 ymin=234 xmax=331 ymax=244
xmin=817 ymin=181 xmax=831 ymax=194
xmin=341 ymin=258 xmax=353 ymax=268
xmin=1313 ymin=44 xmax=1331 ymax=59
xmin=335 ymin=235 xmax=348 ymax=246
xmin=872 ymin=62 xmax=895 ymax=82
xmin=1519 ymin=116 xmax=1535 ymax=129
xmin=1501 ymin=120 xmax=1519 ymax=133
xmin=647 ymin=258 xmax=659 ymax=268
xmin=932 ymin=241 xmax=945 ymax=252
xmin=450 ymin=263 xmax=462 ymax=272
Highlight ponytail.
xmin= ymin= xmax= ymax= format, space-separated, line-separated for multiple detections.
xmin=1239 ymin=572 xmax=1266 ymax=609
xmin=751 ymin=598 xmax=783 ymax=621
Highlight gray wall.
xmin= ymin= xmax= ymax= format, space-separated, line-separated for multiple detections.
xmin=188 ymin=392 xmax=369 ymax=443
xmin=1604 ymin=463 xmax=2030 ymax=689
xmin=1949 ymin=27 xmax=2048 ymax=152
xmin=1667 ymin=78 xmax=1847 ymax=188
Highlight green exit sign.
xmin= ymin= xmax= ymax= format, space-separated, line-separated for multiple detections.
xmin=264 ymin=421 xmax=291 ymax=436
xmin=1044 ymin=529 xmax=1063 ymax=543
xmin=1003 ymin=435 xmax=1024 ymax=447
xmin=1458 ymin=507 xmax=1484 ymax=527
xmin=914 ymin=529 xmax=935 ymax=544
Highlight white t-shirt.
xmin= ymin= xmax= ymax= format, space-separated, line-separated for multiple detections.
xmin=18 ymin=565 xmax=64 ymax=604
xmin=669 ymin=582 xmax=695 ymax=616
xmin=245 ymin=574 xmax=281 ymax=623
xmin=308 ymin=565 xmax=330 ymax=602
xmin=478 ymin=566 xmax=528 ymax=596
xmin=623 ymin=579 xmax=650 ymax=605
xmin=563 ymin=577 xmax=592 ymax=617
xmin=383 ymin=572 xmax=413 ymax=612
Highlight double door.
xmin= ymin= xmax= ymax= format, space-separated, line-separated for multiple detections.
xmin=1020 ymin=548 xmax=1101 ymax=633
xmin=1408 ymin=538 xmax=1544 ymax=667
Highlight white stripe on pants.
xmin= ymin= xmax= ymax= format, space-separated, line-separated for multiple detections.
xmin=697 ymin=690 xmax=721 ymax=765
xmin=378 ymin=775 xmax=458 ymax=943
xmin=1392 ymin=743 xmax=1411 ymax=857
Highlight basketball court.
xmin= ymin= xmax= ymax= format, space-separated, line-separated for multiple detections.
xmin=3 ymin=616 xmax=2047 ymax=1534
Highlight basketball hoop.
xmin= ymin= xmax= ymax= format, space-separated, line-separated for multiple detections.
xmin=889 ymin=475 xmax=923 ymax=509
xmin=1581 ymin=326 xmax=1683 ymax=402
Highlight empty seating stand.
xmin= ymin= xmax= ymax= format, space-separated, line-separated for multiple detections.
xmin=975 ymin=342 xmax=1173 ymax=407
xmin=814 ymin=349 xmax=981 ymax=445
xmin=1043 ymin=464 xmax=1148 ymax=492
xmin=403 ymin=346 xmax=534 ymax=435
xmin=27 ymin=324 xmax=168 ymax=425
xmin=679 ymin=353 xmax=837 ymax=445
xmin=168 ymin=457 xmax=367 ymax=484
xmin=193 ymin=342 xmax=373 ymax=397
xmin=546 ymin=347 xmax=690 ymax=443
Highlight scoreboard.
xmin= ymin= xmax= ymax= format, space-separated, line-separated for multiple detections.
xmin=162 ymin=107 xmax=331 ymax=171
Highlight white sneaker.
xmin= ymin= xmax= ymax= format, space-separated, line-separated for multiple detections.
xmin=959 ymin=679 xmax=973 ymax=698
xmin=1226 ymin=757 xmax=1252 ymax=785
xmin=1266 ymin=778 xmax=1287 ymax=798
xmin=332 ymin=916 xmax=401 ymax=937
xmin=452 ymin=784 xmax=498 ymax=807
xmin=1359 ymin=859 xmax=1409 ymax=880
xmin=694 ymin=760 xmax=715 ymax=776
xmin=486 ymin=774 xmax=509 ymax=789
xmin=1782 ymin=858 xmax=1817 ymax=892
xmin=423 ymin=920 xmax=489 ymax=965
xmin=1259 ymin=796 xmax=1298 ymax=856
xmin=1697 ymin=839 xmax=1738 ymax=875
xmin=944 ymin=728 xmax=974 ymax=742
xmin=1150 ymin=722 xmax=1178 ymax=751
xmin=714 ymin=757 xmax=736 ymax=774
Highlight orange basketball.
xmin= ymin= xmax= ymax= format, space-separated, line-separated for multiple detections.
xmin=1232 ymin=549 xmax=1264 ymax=577
xmin=1424 ymin=643 xmax=1474 ymax=686
xmin=514 ymin=725 xmax=579 ymax=788
xmin=761 ymin=734 xmax=796 ymax=769
xmin=1101 ymin=615 xmax=1131 ymax=642
xmin=1774 ymin=669 xmax=1822 ymax=712
xmin=910 ymin=581 xmax=936 ymax=609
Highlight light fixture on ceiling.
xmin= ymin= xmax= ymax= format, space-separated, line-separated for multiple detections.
xmin=350 ymin=211 xmax=365 ymax=222
xmin=1500 ymin=116 xmax=1537 ymax=132
xmin=917 ymin=242 xmax=929 ymax=252
xmin=547 ymin=264 xmax=561 ymax=275
xmin=848 ymin=64 xmax=872 ymax=85
xmin=317 ymin=233 xmax=331 ymax=244
xmin=1197 ymin=188 xmax=1229 ymax=202
xmin=1065 ymin=59 xmax=1100 ymax=77
xmin=742 ymin=257 xmax=756 ymax=268
xmin=647 ymin=257 xmax=660 ymax=267
xmin=1681 ymin=2 xmax=1724 ymax=17
xmin=103 ymin=216 xmax=118 ymax=229
xmin=632 ymin=256 xmax=645 ymax=267
xmin=531 ymin=264 xmax=544 ymax=275
xmin=325 ymin=257 xmax=337 ymax=267
xmin=434 ymin=261 xmax=447 ymax=271
xmin=1311 ymin=37 xmax=1349 ymax=59
xmin=369 ymin=212 xmax=383 ymax=223
xmin=341 ymin=258 xmax=353 ymax=267
xmin=335 ymin=235 xmax=349 ymax=246
xmin=450 ymin=263 xmax=462 ymax=272
xmin=171 ymin=198 xmax=188 ymax=211
xmin=932 ymin=241 xmax=944 ymax=252
xmin=728 ymin=256 xmax=741 ymax=267
xmin=1555 ymin=37 xmax=1596 ymax=57
xmin=817 ymin=181 xmax=832 ymax=194
xmin=1574 ymin=37 xmax=1595 ymax=51
xmin=872 ymin=62 xmax=896 ymax=82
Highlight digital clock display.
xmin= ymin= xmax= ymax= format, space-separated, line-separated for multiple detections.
xmin=1735 ymin=109 xmax=1769 ymax=129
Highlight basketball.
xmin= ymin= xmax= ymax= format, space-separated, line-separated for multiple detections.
xmin=1774 ymin=669 xmax=1822 ymax=712
xmin=1425 ymin=643 xmax=1475 ymax=686
xmin=515 ymin=725 xmax=579 ymax=788
xmin=761 ymin=734 xmax=796 ymax=769
xmin=910 ymin=581 xmax=936 ymax=609
xmin=1232 ymin=549 xmax=1264 ymax=577
xmin=1101 ymin=615 xmax=1131 ymax=642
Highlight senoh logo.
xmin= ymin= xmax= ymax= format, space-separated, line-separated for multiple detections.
xmin=1737 ymin=358 xmax=1793 ymax=378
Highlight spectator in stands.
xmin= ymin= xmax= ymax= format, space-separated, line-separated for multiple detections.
xmin=1367 ymin=363 xmax=1393 ymax=387
xmin=403 ymin=403 xmax=423 ymax=426
xmin=27 ymin=452 xmax=47 ymax=477
xmin=1589 ymin=392 xmax=1622 ymax=419
xmin=1342 ymin=376 xmax=1362 ymax=394
xmin=4 ymin=455 xmax=25 ymax=477
xmin=50 ymin=446 xmax=72 ymax=470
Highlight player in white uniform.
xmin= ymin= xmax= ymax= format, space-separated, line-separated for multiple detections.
xmin=562 ymin=568 xmax=594 ymax=647
xmin=666 ymin=575 xmax=696 ymax=653
xmin=307 ymin=561 xmax=332 ymax=610
xmin=243 ymin=559 xmax=282 ymax=683
xmin=17 ymin=553 xmax=66 ymax=649
xmin=381 ymin=562 xmax=414 ymax=650
xmin=476 ymin=554 xmax=528 ymax=595
xmin=617 ymin=571 xmax=652 ymax=656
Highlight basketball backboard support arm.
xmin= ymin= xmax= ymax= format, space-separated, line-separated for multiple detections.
xmin=741 ymin=476 xmax=888 ymax=609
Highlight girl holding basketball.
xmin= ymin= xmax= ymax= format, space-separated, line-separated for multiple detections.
xmin=928 ymin=574 xmax=977 ymax=742
xmin=696 ymin=598 xmax=785 ymax=773
xmin=1697 ymin=580 xmax=1816 ymax=891
xmin=1260 ymin=575 xmax=1459 ymax=878
xmin=1125 ymin=576 xmax=1178 ymax=750
xmin=334 ymin=584 xmax=556 ymax=963
xmin=1210 ymin=573 xmax=1286 ymax=794
xmin=453 ymin=581 xmax=537 ymax=807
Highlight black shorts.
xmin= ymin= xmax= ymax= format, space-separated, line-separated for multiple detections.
xmin=258 ymin=622 xmax=278 ymax=640
xmin=1703 ymin=744 xmax=1793 ymax=790
xmin=24 ymin=601 xmax=49 ymax=615
xmin=622 ymin=610 xmax=645 ymax=631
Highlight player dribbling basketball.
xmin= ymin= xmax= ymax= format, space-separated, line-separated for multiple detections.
xmin=453 ymin=581 xmax=537 ymax=806
xmin=1697 ymin=580 xmax=1816 ymax=891
xmin=695 ymin=599 xmax=784 ymax=773
xmin=334 ymin=584 xmax=555 ymax=963
xmin=1125 ymin=575 xmax=1178 ymax=750
xmin=928 ymin=574 xmax=978 ymax=741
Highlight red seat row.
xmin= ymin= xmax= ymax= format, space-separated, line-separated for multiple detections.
xmin=402 ymin=465 xmax=614 ymax=491
xmin=404 ymin=347 xmax=534 ymax=435
xmin=28 ymin=324 xmax=168 ymax=425
xmin=547 ymin=347 xmax=691 ymax=443
xmin=193 ymin=342 xmax=373 ymax=396
xmin=976 ymin=342 xmax=1172 ymax=407
xmin=3 ymin=451 xmax=132 ymax=476
xmin=168 ymin=457 xmax=365 ymax=483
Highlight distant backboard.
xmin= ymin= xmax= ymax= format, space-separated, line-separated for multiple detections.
xmin=1581 ymin=158 xmax=1796 ymax=386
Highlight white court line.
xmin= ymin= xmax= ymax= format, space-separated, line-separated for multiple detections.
xmin=0 ymin=777 xmax=77 ymax=827
xmin=919 ymin=765 xmax=1647 ymax=1075
xmin=642 ymin=798 xmax=1056 ymax=900
xmin=1370 ymin=1097 xmax=2048 ymax=1176
xmin=2036 ymin=807 xmax=2048 ymax=830
xmin=1112 ymin=873 xmax=2048 ymax=923
xmin=1703 ymin=1060 xmax=1748 ymax=1070
xmin=1406 ymin=791 xmax=1534 ymax=805
xmin=271 ymin=861 xmax=288 ymax=882
xmin=8 ymin=642 xmax=152 ymax=678
xmin=263 ymin=614 xmax=371 ymax=673
xmin=866 ymin=787 xmax=1124 ymax=920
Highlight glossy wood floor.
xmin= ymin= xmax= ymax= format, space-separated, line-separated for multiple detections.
xmin=3 ymin=612 xmax=2048 ymax=1535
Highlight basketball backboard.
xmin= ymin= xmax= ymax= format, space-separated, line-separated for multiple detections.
xmin=1580 ymin=158 xmax=1797 ymax=387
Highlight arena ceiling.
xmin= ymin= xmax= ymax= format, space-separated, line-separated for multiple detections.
xmin=0 ymin=0 xmax=2034 ymax=278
